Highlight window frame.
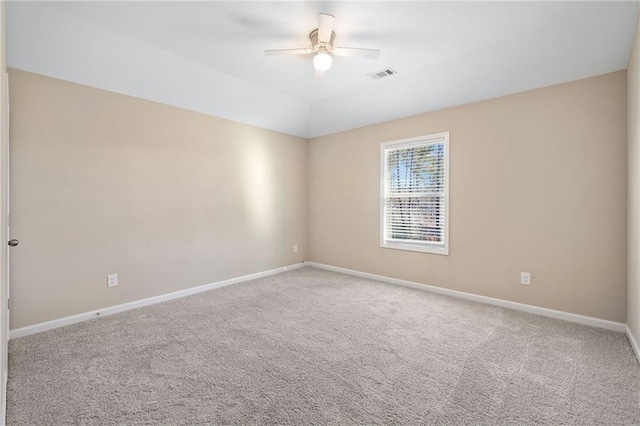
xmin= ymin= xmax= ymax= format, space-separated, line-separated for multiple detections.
xmin=380 ymin=132 xmax=450 ymax=255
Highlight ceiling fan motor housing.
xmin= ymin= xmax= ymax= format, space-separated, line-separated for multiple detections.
xmin=310 ymin=29 xmax=336 ymax=50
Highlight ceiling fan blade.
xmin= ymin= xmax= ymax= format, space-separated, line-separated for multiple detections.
xmin=332 ymin=47 xmax=380 ymax=59
xmin=318 ymin=14 xmax=335 ymax=44
xmin=264 ymin=48 xmax=313 ymax=56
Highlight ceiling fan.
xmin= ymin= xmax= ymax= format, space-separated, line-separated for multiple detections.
xmin=264 ymin=14 xmax=380 ymax=75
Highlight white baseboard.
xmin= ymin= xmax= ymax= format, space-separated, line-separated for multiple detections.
xmin=626 ymin=326 xmax=640 ymax=364
xmin=10 ymin=260 xmax=628 ymax=339
xmin=10 ymin=262 xmax=305 ymax=339
xmin=306 ymin=262 xmax=626 ymax=333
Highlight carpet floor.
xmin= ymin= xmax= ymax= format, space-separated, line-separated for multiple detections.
xmin=7 ymin=267 xmax=640 ymax=425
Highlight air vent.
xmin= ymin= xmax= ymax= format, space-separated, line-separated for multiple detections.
xmin=367 ymin=68 xmax=398 ymax=80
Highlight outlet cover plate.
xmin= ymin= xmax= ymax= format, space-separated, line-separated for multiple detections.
xmin=108 ymin=273 xmax=118 ymax=288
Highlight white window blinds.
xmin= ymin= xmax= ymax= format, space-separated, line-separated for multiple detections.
xmin=380 ymin=133 xmax=449 ymax=255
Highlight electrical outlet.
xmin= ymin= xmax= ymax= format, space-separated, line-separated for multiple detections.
xmin=520 ymin=272 xmax=531 ymax=286
xmin=293 ymin=244 xmax=298 ymax=253
xmin=107 ymin=273 xmax=118 ymax=288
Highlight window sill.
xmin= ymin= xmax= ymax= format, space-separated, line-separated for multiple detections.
xmin=380 ymin=242 xmax=449 ymax=256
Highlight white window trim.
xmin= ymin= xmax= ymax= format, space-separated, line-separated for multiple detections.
xmin=380 ymin=132 xmax=450 ymax=255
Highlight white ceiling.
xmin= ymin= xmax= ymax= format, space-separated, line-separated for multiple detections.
xmin=7 ymin=1 xmax=640 ymax=138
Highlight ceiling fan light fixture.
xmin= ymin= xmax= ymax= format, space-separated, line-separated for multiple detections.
xmin=313 ymin=51 xmax=332 ymax=71
xmin=264 ymin=14 xmax=379 ymax=74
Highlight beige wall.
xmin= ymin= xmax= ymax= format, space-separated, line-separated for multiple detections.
xmin=309 ymin=71 xmax=628 ymax=323
xmin=8 ymin=69 xmax=307 ymax=329
xmin=8 ymin=66 xmax=631 ymax=328
xmin=629 ymin=19 xmax=640 ymax=340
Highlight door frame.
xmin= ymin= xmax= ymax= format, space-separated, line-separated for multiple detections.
xmin=1 ymin=1 xmax=9 ymax=424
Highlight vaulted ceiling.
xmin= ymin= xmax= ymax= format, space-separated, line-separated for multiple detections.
xmin=8 ymin=1 xmax=640 ymax=138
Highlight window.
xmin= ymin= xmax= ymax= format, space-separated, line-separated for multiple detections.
xmin=380 ymin=132 xmax=449 ymax=255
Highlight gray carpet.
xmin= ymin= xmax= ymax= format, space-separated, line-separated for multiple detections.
xmin=7 ymin=267 xmax=640 ymax=425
